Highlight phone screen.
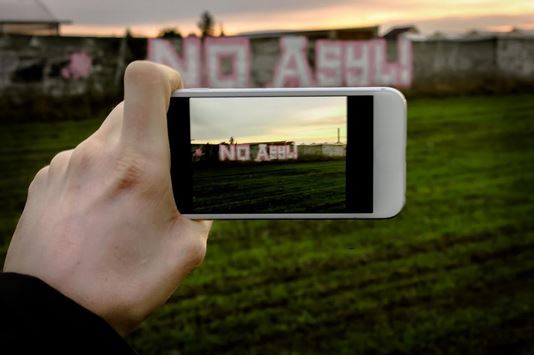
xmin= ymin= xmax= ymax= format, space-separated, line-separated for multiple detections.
xmin=168 ymin=95 xmax=373 ymax=215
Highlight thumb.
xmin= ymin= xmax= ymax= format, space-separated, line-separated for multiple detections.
xmin=121 ymin=61 xmax=182 ymax=157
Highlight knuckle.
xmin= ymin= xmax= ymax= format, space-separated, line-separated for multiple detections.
xmin=113 ymin=155 xmax=145 ymax=191
xmin=185 ymin=237 xmax=207 ymax=267
xmin=49 ymin=150 xmax=72 ymax=173
xmin=28 ymin=166 xmax=49 ymax=193
xmin=112 ymin=149 xmax=166 ymax=193
xmin=70 ymin=141 xmax=99 ymax=170
xmin=35 ymin=165 xmax=50 ymax=180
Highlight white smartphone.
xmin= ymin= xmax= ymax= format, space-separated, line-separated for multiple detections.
xmin=167 ymin=87 xmax=406 ymax=219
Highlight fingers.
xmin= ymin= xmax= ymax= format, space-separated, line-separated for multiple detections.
xmin=121 ymin=61 xmax=182 ymax=156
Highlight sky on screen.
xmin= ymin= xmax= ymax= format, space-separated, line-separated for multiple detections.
xmin=190 ymin=96 xmax=347 ymax=145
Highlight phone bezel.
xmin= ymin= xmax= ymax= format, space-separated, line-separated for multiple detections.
xmin=170 ymin=87 xmax=406 ymax=219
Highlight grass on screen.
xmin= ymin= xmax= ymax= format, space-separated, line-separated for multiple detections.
xmin=192 ymin=159 xmax=345 ymax=213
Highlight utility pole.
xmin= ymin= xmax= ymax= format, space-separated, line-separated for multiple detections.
xmin=337 ymin=128 xmax=341 ymax=144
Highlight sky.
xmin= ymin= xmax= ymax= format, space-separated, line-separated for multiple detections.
xmin=40 ymin=0 xmax=534 ymax=37
xmin=190 ymin=96 xmax=347 ymax=145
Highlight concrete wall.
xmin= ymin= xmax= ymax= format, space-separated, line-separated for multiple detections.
xmin=412 ymin=39 xmax=497 ymax=84
xmin=298 ymin=145 xmax=321 ymax=157
xmin=1 ymin=36 xmax=120 ymax=100
xmin=411 ymin=36 xmax=534 ymax=90
xmin=497 ymin=38 xmax=534 ymax=78
xmin=321 ymin=144 xmax=345 ymax=157
xmin=0 ymin=34 xmax=533 ymax=104
xmin=298 ymin=144 xmax=345 ymax=158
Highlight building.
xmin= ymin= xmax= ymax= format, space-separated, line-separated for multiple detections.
xmin=0 ymin=0 xmax=70 ymax=36
xmin=383 ymin=25 xmax=419 ymax=40
xmin=239 ymin=26 xmax=379 ymax=41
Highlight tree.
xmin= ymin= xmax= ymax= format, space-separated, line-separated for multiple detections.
xmin=197 ymin=11 xmax=215 ymax=37
xmin=158 ymin=27 xmax=182 ymax=38
xmin=124 ymin=28 xmax=134 ymax=38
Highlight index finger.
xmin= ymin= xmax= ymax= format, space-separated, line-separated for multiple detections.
xmin=121 ymin=61 xmax=182 ymax=155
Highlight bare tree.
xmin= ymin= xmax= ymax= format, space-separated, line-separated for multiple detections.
xmin=198 ymin=11 xmax=215 ymax=37
xmin=158 ymin=27 xmax=182 ymax=38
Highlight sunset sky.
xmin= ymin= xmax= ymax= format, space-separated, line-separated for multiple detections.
xmin=41 ymin=0 xmax=534 ymax=37
xmin=190 ymin=97 xmax=347 ymax=145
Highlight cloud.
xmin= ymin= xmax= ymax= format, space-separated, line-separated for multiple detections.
xmin=43 ymin=0 xmax=534 ymax=35
xmin=43 ymin=0 xmax=362 ymax=25
xmin=189 ymin=96 xmax=345 ymax=143
xmin=385 ymin=13 xmax=534 ymax=33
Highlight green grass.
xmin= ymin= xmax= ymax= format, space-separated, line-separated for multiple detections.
xmin=192 ymin=160 xmax=346 ymax=213
xmin=1 ymin=94 xmax=533 ymax=354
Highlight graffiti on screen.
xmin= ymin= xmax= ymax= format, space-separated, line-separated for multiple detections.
xmin=218 ymin=144 xmax=298 ymax=162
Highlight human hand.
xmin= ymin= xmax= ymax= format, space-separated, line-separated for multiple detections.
xmin=3 ymin=61 xmax=211 ymax=336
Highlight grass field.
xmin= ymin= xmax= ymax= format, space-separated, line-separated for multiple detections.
xmin=192 ymin=160 xmax=346 ymax=213
xmin=1 ymin=94 xmax=533 ymax=354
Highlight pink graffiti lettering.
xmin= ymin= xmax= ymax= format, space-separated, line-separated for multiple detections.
xmin=219 ymin=144 xmax=235 ymax=161
xmin=61 ymin=51 xmax=92 ymax=79
xmin=148 ymin=36 xmax=202 ymax=87
xmin=315 ymin=36 xmax=412 ymax=87
xmin=147 ymin=35 xmax=413 ymax=88
xmin=344 ymin=41 xmax=370 ymax=86
xmin=255 ymin=144 xmax=269 ymax=162
xmin=218 ymin=144 xmax=298 ymax=162
xmin=316 ymin=40 xmax=344 ymax=86
xmin=271 ymin=37 xmax=314 ymax=87
xmin=235 ymin=144 xmax=250 ymax=161
xmin=205 ymin=37 xmax=251 ymax=87
xmin=193 ymin=147 xmax=204 ymax=158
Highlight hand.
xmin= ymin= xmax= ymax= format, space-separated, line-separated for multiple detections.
xmin=3 ymin=61 xmax=211 ymax=336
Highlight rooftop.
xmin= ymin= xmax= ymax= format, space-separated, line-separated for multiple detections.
xmin=238 ymin=25 xmax=379 ymax=40
xmin=0 ymin=0 xmax=69 ymax=24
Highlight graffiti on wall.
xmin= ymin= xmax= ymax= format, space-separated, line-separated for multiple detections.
xmin=148 ymin=35 xmax=412 ymax=88
xmin=61 ymin=50 xmax=93 ymax=79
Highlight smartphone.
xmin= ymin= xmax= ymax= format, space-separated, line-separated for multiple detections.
xmin=167 ymin=87 xmax=406 ymax=219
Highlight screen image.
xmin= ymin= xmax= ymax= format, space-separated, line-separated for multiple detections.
xmin=168 ymin=95 xmax=373 ymax=215
xmin=191 ymin=96 xmax=346 ymax=213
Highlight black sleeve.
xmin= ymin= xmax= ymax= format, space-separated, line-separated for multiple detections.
xmin=0 ymin=272 xmax=137 ymax=354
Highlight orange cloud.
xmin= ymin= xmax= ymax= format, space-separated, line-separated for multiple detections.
xmin=58 ymin=0 xmax=534 ymax=37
